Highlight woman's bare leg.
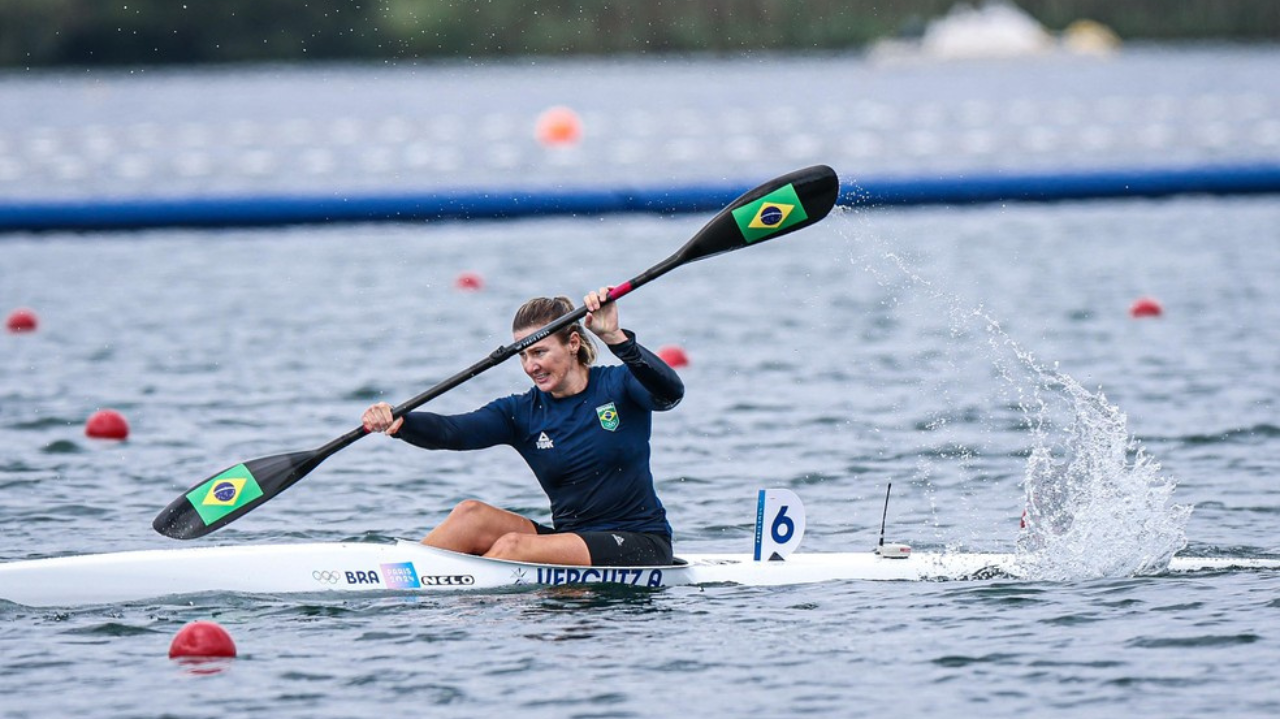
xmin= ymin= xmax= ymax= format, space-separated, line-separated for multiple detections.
xmin=421 ymin=499 xmax=591 ymax=565
xmin=421 ymin=499 xmax=537 ymax=555
xmin=485 ymin=532 xmax=590 ymax=565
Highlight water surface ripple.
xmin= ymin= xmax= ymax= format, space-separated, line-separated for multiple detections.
xmin=3 ymin=54 xmax=1280 ymax=719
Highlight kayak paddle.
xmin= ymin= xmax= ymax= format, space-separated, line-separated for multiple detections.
xmin=153 ymin=164 xmax=840 ymax=539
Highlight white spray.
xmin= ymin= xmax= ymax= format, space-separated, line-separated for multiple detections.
xmin=844 ymin=209 xmax=1191 ymax=580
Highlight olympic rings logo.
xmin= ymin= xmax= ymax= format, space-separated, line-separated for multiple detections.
xmin=312 ymin=570 xmax=341 ymax=584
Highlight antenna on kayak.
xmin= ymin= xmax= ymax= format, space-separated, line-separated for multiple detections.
xmin=877 ymin=483 xmax=892 ymax=549
xmin=874 ymin=483 xmax=912 ymax=559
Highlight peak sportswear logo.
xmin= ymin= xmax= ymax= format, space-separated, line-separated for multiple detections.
xmin=536 ymin=432 xmax=554 ymax=450
xmin=613 ymin=534 xmax=625 ymax=546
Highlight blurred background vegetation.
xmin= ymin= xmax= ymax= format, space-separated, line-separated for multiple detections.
xmin=2 ymin=0 xmax=1278 ymax=68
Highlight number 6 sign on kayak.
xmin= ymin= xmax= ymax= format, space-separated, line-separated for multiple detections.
xmin=754 ymin=488 xmax=806 ymax=561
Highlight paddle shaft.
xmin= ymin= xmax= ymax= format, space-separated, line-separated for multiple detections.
xmin=154 ymin=164 xmax=840 ymax=538
xmin=317 ymin=256 xmax=677 ymax=460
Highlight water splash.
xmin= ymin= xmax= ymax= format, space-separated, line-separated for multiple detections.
xmin=1013 ymin=375 xmax=1193 ymax=581
xmin=841 ymin=209 xmax=1191 ymax=580
xmin=951 ymin=292 xmax=1193 ymax=581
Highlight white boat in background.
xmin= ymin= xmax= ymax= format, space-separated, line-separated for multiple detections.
xmin=923 ymin=1 xmax=1058 ymax=59
xmin=868 ymin=0 xmax=1119 ymax=63
xmin=2 ymin=489 xmax=1277 ymax=608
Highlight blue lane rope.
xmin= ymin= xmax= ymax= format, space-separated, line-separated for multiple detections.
xmin=2 ymin=162 xmax=1278 ymax=233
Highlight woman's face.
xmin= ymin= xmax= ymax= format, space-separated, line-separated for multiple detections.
xmin=514 ymin=327 xmax=582 ymax=397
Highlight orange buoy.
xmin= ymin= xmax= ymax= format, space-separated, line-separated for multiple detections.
xmin=454 ymin=271 xmax=485 ymax=291
xmin=535 ymin=106 xmax=583 ymax=147
xmin=658 ymin=345 xmax=690 ymax=368
xmin=85 ymin=409 xmax=130 ymax=440
xmin=6 ymin=308 xmax=38 ymax=333
xmin=1129 ymin=297 xmax=1163 ymax=318
xmin=169 ymin=621 xmax=237 ymax=659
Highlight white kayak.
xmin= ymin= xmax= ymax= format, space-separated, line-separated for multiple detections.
xmin=2 ymin=539 xmax=1278 ymax=608
xmin=5 ymin=489 xmax=1277 ymax=608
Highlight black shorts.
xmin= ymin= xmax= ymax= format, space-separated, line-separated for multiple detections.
xmin=535 ymin=524 xmax=674 ymax=566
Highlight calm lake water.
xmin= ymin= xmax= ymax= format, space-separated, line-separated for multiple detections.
xmin=3 ymin=47 xmax=1280 ymax=718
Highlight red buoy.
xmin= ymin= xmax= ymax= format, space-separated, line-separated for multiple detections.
xmin=535 ymin=106 xmax=583 ymax=147
xmin=6 ymin=308 xmax=38 ymax=333
xmin=454 ymin=272 xmax=485 ymax=291
xmin=1129 ymin=297 xmax=1163 ymax=318
xmin=658 ymin=345 xmax=690 ymax=368
xmin=169 ymin=621 xmax=237 ymax=659
xmin=85 ymin=409 xmax=130 ymax=440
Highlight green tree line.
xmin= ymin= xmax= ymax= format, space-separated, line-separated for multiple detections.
xmin=2 ymin=0 xmax=1277 ymax=68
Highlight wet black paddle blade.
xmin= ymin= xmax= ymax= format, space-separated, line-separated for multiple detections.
xmin=152 ymin=450 xmax=323 ymax=539
xmin=676 ymin=164 xmax=840 ymax=264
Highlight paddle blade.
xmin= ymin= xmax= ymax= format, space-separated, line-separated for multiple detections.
xmin=152 ymin=450 xmax=325 ymax=539
xmin=675 ymin=164 xmax=839 ymax=265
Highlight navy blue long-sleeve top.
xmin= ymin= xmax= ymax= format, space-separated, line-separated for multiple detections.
xmin=394 ymin=331 xmax=683 ymax=537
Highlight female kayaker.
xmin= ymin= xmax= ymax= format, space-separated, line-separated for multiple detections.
xmin=361 ymin=288 xmax=683 ymax=567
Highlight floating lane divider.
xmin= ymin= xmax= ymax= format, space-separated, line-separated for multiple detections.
xmin=0 ymin=185 xmax=746 ymax=234
xmin=842 ymin=161 xmax=1280 ymax=207
xmin=2 ymin=161 xmax=1278 ymax=233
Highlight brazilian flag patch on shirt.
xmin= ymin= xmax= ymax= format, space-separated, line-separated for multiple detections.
xmin=596 ymin=402 xmax=620 ymax=432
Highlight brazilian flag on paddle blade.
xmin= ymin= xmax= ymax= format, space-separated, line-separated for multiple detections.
xmin=185 ymin=463 xmax=265 ymax=525
xmin=731 ymin=183 xmax=810 ymax=244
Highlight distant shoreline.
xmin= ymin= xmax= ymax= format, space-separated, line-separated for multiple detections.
xmin=2 ymin=0 xmax=1277 ymax=69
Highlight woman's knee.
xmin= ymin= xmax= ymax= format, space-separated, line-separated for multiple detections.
xmin=486 ymin=532 xmax=530 ymax=559
xmin=447 ymin=498 xmax=492 ymax=521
